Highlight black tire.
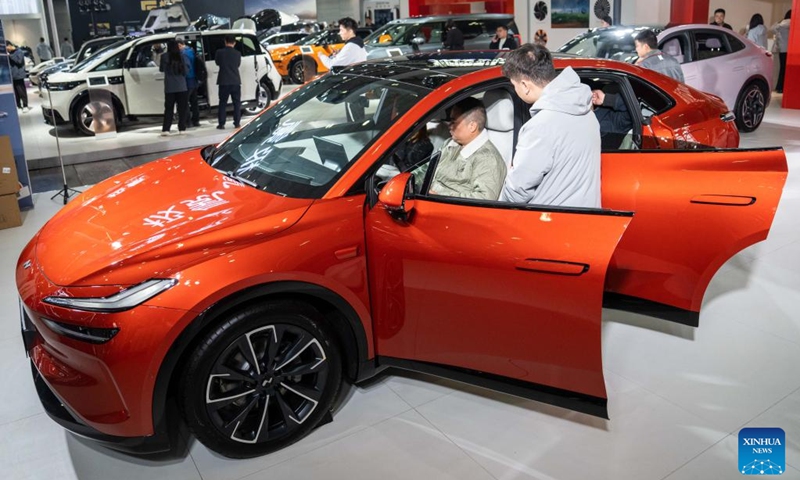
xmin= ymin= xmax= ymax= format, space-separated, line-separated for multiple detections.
xmin=734 ymin=81 xmax=767 ymax=133
xmin=180 ymin=301 xmax=342 ymax=459
xmin=72 ymin=95 xmax=117 ymax=136
xmin=244 ymin=79 xmax=272 ymax=116
xmin=288 ymin=57 xmax=305 ymax=85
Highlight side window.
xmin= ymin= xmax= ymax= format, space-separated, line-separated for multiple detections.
xmin=659 ymin=36 xmax=687 ymax=64
xmin=130 ymin=41 xmax=168 ymax=68
xmin=694 ymin=31 xmax=730 ymax=61
xmin=726 ymin=34 xmax=746 ymax=53
xmin=417 ymin=22 xmax=444 ymax=44
xmin=94 ymin=51 xmax=126 ymax=72
xmin=456 ymin=20 xmax=484 ymax=40
xmin=627 ymin=76 xmax=672 ymax=118
xmin=204 ymin=35 xmax=226 ymax=62
xmin=236 ymin=36 xmax=258 ymax=57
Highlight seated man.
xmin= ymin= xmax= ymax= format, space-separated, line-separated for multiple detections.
xmin=592 ymin=88 xmax=633 ymax=150
xmin=430 ymin=97 xmax=507 ymax=200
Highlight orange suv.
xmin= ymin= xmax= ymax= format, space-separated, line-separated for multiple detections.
xmin=18 ymin=53 xmax=786 ymax=460
xmin=271 ymin=27 xmax=373 ymax=84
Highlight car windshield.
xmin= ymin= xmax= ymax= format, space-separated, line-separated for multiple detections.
xmin=559 ymin=28 xmax=649 ymax=63
xmin=365 ymin=22 xmax=420 ymax=46
xmin=209 ymin=74 xmax=429 ymax=199
xmin=71 ymin=41 xmax=127 ymax=72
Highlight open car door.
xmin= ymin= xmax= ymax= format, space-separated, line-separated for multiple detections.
xmin=367 ymin=174 xmax=632 ymax=417
xmin=602 ymin=147 xmax=788 ymax=325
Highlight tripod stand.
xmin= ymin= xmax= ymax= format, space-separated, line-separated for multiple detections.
xmin=45 ymin=83 xmax=80 ymax=205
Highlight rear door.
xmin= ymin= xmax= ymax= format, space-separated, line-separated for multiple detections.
xmin=602 ymin=147 xmax=787 ymax=325
xmin=234 ymin=33 xmax=260 ymax=102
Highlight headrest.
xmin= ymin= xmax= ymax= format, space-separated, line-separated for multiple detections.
xmin=662 ymin=39 xmax=681 ymax=56
xmin=483 ymin=89 xmax=514 ymax=132
xmin=705 ymin=38 xmax=722 ymax=49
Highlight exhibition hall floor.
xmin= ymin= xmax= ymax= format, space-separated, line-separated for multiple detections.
xmin=1 ymin=102 xmax=800 ymax=480
xmin=20 ymin=84 xmax=297 ymax=169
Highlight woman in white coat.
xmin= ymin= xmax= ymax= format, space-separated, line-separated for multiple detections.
xmin=771 ymin=9 xmax=792 ymax=93
xmin=747 ymin=14 xmax=767 ymax=50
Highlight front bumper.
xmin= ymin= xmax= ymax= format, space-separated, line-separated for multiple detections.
xmin=42 ymin=106 xmax=67 ymax=125
xmin=30 ymin=361 xmax=172 ymax=454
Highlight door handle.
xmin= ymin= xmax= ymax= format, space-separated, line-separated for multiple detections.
xmin=334 ymin=246 xmax=359 ymax=260
xmin=690 ymin=194 xmax=755 ymax=206
xmin=514 ymin=259 xmax=589 ymax=276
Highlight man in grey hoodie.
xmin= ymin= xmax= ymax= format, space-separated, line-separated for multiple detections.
xmin=634 ymin=29 xmax=684 ymax=83
xmin=499 ymin=43 xmax=601 ymax=208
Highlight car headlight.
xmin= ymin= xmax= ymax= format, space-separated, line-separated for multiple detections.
xmin=47 ymin=80 xmax=83 ymax=91
xmin=43 ymin=278 xmax=177 ymax=312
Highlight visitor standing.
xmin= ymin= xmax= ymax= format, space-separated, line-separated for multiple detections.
xmin=178 ymin=39 xmax=201 ymax=127
xmin=772 ymin=10 xmax=792 ymax=93
xmin=36 ymin=37 xmax=53 ymax=63
xmin=159 ymin=40 xmax=190 ymax=135
xmin=215 ymin=35 xmax=242 ymax=129
xmin=60 ymin=37 xmax=74 ymax=57
xmin=747 ymin=14 xmax=767 ymax=50
xmin=710 ymin=8 xmax=733 ymax=30
xmin=443 ymin=20 xmax=464 ymax=51
xmin=7 ymin=41 xmax=29 ymax=112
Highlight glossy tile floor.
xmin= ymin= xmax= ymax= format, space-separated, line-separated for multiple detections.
xmin=19 ymin=84 xmax=297 ymax=168
xmin=1 ymin=100 xmax=799 ymax=480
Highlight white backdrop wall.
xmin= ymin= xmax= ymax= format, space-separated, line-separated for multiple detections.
xmin=317 ymin=0 xmax=361 ymax=24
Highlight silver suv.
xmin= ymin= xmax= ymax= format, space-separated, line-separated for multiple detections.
xmin=365 ymin=14 xmax=518 ymax=59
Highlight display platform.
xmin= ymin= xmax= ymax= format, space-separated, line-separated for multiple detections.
xmin=19 ymin=84 xmax=296 ymax=170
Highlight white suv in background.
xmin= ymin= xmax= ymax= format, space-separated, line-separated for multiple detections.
xmin=42 ymin=30 xmax=282 ymax=135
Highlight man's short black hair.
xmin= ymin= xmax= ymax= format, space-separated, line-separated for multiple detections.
xmin=496 ymin=24 xmax=509 ymax=32
xmin=40 ymin=37 xmax=45 ymax=42
xmin=452 ymin=97 xmax=486 ymax=131
xmin=224 ymin=35 xmax=235 ymax=44
xmin=714 ymin=8 xmax=726 ymax=15
xmin=338 ymin=17 xmax=358 ymax=32
xmin=634 ymin=29 xmax=658 ymax=49
xmin=601 ymin=15 xmax=613 ymax=25
xmin=64 ymin=37 xmax=69 ymax=41
xmin=501 ymin=43 xmax=557 ymax=87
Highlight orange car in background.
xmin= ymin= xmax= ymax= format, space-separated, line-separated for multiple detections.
xmin=17 ymin=52 xmax=786 ymax=460
xmin=271 ymin=27 xmax=373 ymax=84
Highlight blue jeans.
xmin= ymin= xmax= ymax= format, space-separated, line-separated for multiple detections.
xmin=218 ymin=84 xmax=241 ymax=127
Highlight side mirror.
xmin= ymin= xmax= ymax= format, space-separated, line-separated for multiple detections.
xmin=411 ymin=36 xmax=425 ymax=45
xmin=200 ymin=144 xmax=216 ymax=163
xmin=378 ymin=172 xmax=415 ymax=221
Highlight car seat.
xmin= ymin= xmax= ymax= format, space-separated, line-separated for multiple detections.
xmin=483 ymin=89 xmax=515 ymax=167
xmin=661 ymin=38 xmax=684 ymax=64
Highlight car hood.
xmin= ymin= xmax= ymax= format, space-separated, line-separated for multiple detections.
xmin=45 ymin=71 xmax=85 ymax=83
xmin=36 ymin=150 xmax=314 ymax=287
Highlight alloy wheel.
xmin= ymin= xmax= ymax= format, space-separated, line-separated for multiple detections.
xmin=740 ymin=86 xmax=765 ymax=131
xmin=204 ymin=323 xmax=329 ymax=444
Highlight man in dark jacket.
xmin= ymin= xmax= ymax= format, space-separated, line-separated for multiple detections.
xmin=489 ymin=25 xmax=518 ymax=50
xmin=178 ymin=39 xmax=200 ymax=127
xmin=443 ymin=20 xmax=464 ymax=50
xmin=6 ymin=41 xmax=29 ymax=112
xmin=592 ymin=89 xmax=633 ymax=150
xmin=710 ymin=8 xmax=733 ymax=30
xmin=634 ymin=29 xmax=684 ymax=82
xmin=214 ymin=35 xmax=242 ymax=129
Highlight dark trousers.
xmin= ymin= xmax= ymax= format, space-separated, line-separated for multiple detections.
xmin=163 ymin=91 xmax=189 ymax=132
xmin=777 ymin=52 xmax=787 ymax=92
xmin=218 ymin=84 xmax=241 ymax=127
xmin=13 ymin=79 xmax=28 ymax=108
xmin=187 ymin=86 xmax=200 ymax=126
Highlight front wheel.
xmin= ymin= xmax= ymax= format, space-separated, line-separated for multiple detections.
xmin=734 ymin=82 xmax=767 ymax=133
xmin=180 ymin=301 xmax=342 ymax=459
xmin=72 ymin=95 xmax=117 ymax=136
xmin=244 ymin=80 xmax=272 ymax=116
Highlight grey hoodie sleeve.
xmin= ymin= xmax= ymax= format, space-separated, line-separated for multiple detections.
xmin=500 ymin=133 xmax=554 ymax=204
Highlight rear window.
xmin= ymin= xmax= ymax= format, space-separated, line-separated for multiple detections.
xmin=694 ymin=31 xmax=731 ymax=60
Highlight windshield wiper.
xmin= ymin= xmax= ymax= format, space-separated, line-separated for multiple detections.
xmin=215 ymin=169 xmax=258 ymax=188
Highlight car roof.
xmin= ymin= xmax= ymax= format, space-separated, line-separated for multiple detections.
xmin=337 ymin=51 xmax=647 ymax=89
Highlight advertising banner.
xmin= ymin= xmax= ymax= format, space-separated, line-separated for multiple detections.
xmin=0 ymin=19 xmax=33 ymax=210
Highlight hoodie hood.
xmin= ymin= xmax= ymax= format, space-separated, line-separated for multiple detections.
xmin=530 ymin=67 xmax=593 ymax=117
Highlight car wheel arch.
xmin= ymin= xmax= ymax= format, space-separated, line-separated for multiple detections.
xmin=69 ymin=89 xmax=126 ymax=124
xmin=151 ymin=281 xmax=372 ymax=438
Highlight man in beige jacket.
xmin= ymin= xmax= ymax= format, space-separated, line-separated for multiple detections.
xmin=430 ymin=97 xmax=507 ymax=200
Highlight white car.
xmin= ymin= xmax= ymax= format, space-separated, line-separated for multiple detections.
xmin=558 ymin=25 xmax=774 ymax=132
xmin=43 ymin=30 xmax=282 ymax=135
xmin=259 ymin=31 xmax=308 ymax=51
xmin=29 ymin=56 xmax=73 ymax=86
